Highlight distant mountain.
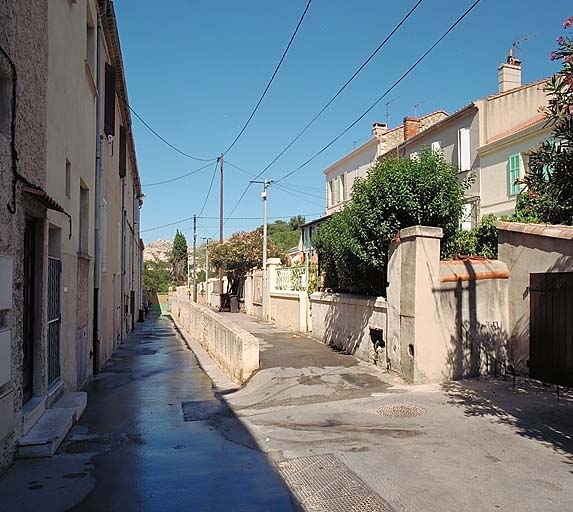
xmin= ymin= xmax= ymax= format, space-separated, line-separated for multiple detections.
xmin=144 ymin=239 xmax=172 ymax=262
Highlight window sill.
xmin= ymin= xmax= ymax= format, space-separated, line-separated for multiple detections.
xmin=77 ymin=251 xmax=92 ymax=261
xmin=85 ymin=60 xmax=97 ymax=97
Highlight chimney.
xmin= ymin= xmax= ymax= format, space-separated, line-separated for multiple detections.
xmin=372 ymin=122 xmax=388 ymax=140
xmin=403 ymin=116 xmax=421 ymax=140
xmin=498 ymin=49 xmax=522 ymax=93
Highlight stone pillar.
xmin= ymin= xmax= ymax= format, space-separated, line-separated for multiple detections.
xmin=265 ymin=258 xmax=281 ymax=322
xmin=398 ymin=226 xmax=444 ymax=383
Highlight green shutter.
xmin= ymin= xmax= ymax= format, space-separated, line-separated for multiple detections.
xmin=508 ymin=153 xmax=521 ymax=196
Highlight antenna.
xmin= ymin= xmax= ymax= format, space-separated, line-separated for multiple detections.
xmin=385 ymin=96 xmax=399 ymax=126
xmin=413 ymin=97 xmax=435 ymax=117
xmin=510 ymin=33 xmax=538 ymax=62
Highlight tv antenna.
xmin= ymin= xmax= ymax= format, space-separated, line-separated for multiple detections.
xmin=413 ymin=97 xmax=435 ymax=117
xmin=385 ymin=96 xmax=399 ymax=126
xmin=510 ymin=33 xmax=538 ymax=61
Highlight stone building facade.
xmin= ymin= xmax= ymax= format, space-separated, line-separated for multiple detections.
xmin=0 ymin=0 xmax=143 ymax=473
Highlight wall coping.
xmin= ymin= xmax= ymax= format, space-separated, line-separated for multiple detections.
xmin=497 ymin=221 xmax=573 ymax=241
xmin=270 ymin=290 xmax=306 ymax=299
xmin=310 ymin=292 xmax=387 ymax=308
xmin=399 ymin=225 xmax=443 ymax=241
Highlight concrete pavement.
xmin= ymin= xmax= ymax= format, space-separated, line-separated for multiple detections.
xmin=211 ymin=312 xmax=573 ymax=511
xmin=0 ymin=314 xmax=298 ymax=511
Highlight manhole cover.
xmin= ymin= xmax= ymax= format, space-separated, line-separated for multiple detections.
xmin=376 ymin=404 xmax=426 ymax=418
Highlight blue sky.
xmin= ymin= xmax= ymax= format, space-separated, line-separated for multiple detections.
xmin=114 ymin=0 xmax=570 ymax=244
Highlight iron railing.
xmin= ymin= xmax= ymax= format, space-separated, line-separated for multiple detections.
xmin=47 ymin=257 xmax=61 ymax=386
xmin=276 ymin=265 xmax=306 ymax=291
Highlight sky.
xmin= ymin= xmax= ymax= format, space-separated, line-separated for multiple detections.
xmin=114 ymin=0 xmax=571 ymax=245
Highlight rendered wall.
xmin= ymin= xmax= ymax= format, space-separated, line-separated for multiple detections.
xmin=170 ymin=292 xmax=259 ymax=383
xmin=498 ymin=222 xmax=573 ymax=371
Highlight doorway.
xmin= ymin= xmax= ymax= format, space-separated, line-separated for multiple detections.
xmin=22 ymin=219 xmax=36 ymax=403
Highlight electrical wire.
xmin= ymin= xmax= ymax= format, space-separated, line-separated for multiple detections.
xmin=223 ymin=0 xmax=424 ymax=219
xmin=197 ymin=158 xmax=220 ymax=217
xmin=275 ymin=0 xmax=483 ymax=183
xmin=273 ymin=183 xmax=324 ymax=207
xmin=222 ymin=0 xmax=314 ymax=156
xmin=129 ymin=106 xmax=216 ymax=162
xmin=141 ymin=212 xmax=322 ymax=233
xmin=142 ymin=161 xmax=214 ymax=187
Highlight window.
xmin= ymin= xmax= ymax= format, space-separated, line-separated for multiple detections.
xmin=65 ymin=159 xmax=71 ymax=199
xmin=342 ymin=173 xmax=349 ymax=201
xmin=457 ymin=127 xmax=471 ymax=172
xmin=101 ymin=198 xmax=108 ymax=273
xmin=431 ymin=140 xmax=441 ymax=152
xmin=79 ymin=183 xmax=89 ymax=254
xmin=86 ymin=10 xmax=95 ymax=73
xmin=508 ymin=153 xmax=521 ymax=196
xmin=332 ymin=176 xmax=341 ymax=205
xmin=119 ymin=125 xmax=126 ymax=177
xmin=104 ymin=63 xmax=116 ymax=136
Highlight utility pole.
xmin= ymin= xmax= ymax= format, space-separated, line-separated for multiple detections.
xmin=192 ymin=213 xmax=197 ymax=302
xmin=202 ymin=237 xmax=212 ymax=305
xmin=219 ymin=153 xmax=224 ymax=304
xmin=251 ymin=179 xmax=272 ymax=320
xmin=186 ymin=247 xmax=190 ymax=299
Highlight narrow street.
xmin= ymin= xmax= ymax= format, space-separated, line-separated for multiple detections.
xmin=0 ymin=315 xmax=297 ymax=512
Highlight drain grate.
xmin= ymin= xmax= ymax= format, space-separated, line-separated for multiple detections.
xmin=276 ymin=454 xmax=396 ymax=511
xmin=376 ymin=404 xmax=426 ymax=418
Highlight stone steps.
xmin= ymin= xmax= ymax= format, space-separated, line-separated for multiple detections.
xmin=17 ymin=392 xmax=87 ymax=459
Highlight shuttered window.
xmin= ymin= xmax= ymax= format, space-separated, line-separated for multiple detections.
xmin=119 ymin=125 xmax=126 ymax=178
xmin=508 ymin=153 xmax=521 ymax=196
xmin=104 ymin=63 xmax=116 ymax=136
xmin=457 ymin=127 xmax=471 ymax=172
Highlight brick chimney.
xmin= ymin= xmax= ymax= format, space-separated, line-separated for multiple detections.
xmin=403 ymin=117 xmax=421 ymax=140
xmin=498 ymin=49 xmax=522 ymax=93
xmin=371 ymin=122 xmax=388 ymax=140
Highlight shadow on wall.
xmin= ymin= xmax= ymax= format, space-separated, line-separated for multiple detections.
xmin=322 ymin=296 xmax=388 ymax=367
xmin=443 ymin=378 xmax=573 ymax=467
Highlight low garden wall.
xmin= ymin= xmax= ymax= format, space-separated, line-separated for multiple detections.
xmin=269 ymin=290 xmax=309 ymax=332
xmin=170 ymin=292 xmax=259 ymax=383
xmin=310 ymin=292 xmax=388 ymax=365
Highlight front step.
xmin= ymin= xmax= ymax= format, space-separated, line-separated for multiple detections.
xmin=17 ymin=392 xmax=87 ymax=459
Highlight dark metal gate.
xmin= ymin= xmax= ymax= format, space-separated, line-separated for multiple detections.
xmin=22 ymin=220 xmax=36 ymax=403
xmin=47 ymin=256 xmax=61 ymax=386
xmin=530 ymin=272 xmax=573 ymax=386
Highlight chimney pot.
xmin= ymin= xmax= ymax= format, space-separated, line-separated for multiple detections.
xmin=403 ymin=117 xmax=421 ymax=140
xmin=372 ymin=122 xmax=388 ymax=139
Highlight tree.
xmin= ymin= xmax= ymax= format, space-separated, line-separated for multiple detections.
xmin=313 ymin=148 xmax=464 ymax=295
xmin=170 ymin=230 xmax=188 ymax=286
xmin=210 ymin=230 xmax=282 ymax=294
xmin=516 ymin=16 xmax=573 ymax=224
xmin=258 ymin=216 xmax=306 ymax=255
xmin=143 ymin=259 xmax=173 ymax=294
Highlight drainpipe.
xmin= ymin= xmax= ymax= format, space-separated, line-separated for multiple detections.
xmin=92 ymin=5 xmax=105 ymax=375
xmin=121 ymin=177 xmax=125 ymax=342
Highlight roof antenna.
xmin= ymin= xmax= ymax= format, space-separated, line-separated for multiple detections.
xmin=413 ymin=97 xmax=435 ymax=117
xmin=510 ymin=33 xmax=538 ymax=63
xmin=385 ymin=96 xmax=399 ymax=126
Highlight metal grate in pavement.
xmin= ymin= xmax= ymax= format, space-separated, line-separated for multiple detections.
xmin=376 ymin=404 xmax=426 ymax=418
xmin=276 ymin=454 xmax=396 ymax=512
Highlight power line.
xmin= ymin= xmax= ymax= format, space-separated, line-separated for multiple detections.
xmin=275 ymin=0 xmax=483 ymax=183
xmin=129 ymin=106 xmax=216 ymax=162
xmin=141 ymin=213 xmax=322 ymax=233
xmin=142 ymin=161 xmax=214 ymax=187
xmin=198 ymin=158 xmax=220 ymax=217
xmin=276 ymin=182 xmax=324 ymax=200
xmin=222 ymin=0 xmax=313 ymax=155
xmin=222 ymin=0 xmax=423 ymax=219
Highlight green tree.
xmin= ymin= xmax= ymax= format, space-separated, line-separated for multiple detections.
xmin=143 ymin=259 xmax=173 ymax=293
xmin=170 ymin=230 xmax=188 ymax=286
xmin=516 ymin=17 xmax=573 ymax=224
xmin=313 ymin=148 xmax=464 ymax=295
xmin=257 ymin=216 xmax=306 ymax=256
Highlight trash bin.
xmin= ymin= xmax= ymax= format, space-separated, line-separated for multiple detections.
xmin=229 ymin=295 xmax=239 ymax=313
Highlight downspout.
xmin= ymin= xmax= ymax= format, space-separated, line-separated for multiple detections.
xmin=121 ymin=177 xmax=125 ymax=342
xmin=92 ymin=7 xmax=104 ymax=374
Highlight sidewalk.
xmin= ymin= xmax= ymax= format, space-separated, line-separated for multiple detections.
xmin=208 ymin=312 xmax=573 ymax=511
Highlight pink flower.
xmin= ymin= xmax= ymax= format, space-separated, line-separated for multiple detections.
xmin=557 ymin=36 xmax=565 ymax=45
xmin=550 ymin=51 xmax=558 ymax=61
xmin=565 ymin=55 xmax=573 ymax=64
xmin=564 ymin=16 xmax=573 ymax=29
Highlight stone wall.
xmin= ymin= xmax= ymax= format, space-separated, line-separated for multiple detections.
xmin=170 ymin=292 xmax=259 ymax=383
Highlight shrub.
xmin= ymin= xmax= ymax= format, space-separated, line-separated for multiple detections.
xmin=445 ymin=214 xmax=499 ymax=259
xmin=313 ymin=148 xmax=464 ymax=295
